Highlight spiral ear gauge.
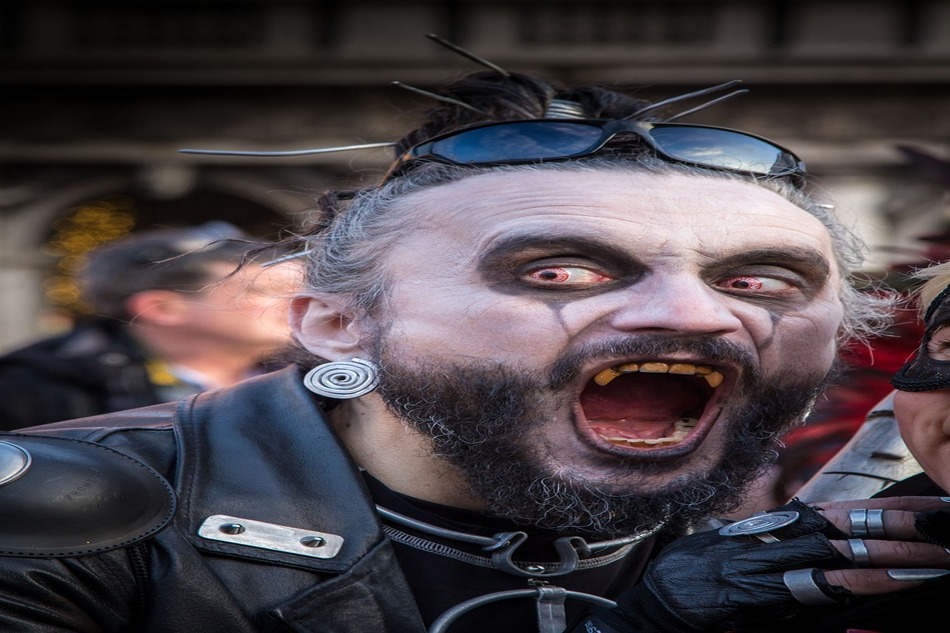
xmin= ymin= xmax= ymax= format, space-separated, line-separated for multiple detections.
xmin=302 ymin=358 xmax=379 ymax=399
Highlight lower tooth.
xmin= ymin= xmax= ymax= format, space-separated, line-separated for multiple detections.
xmin=604 ymin=422 xmax=696 ymax=447
xmin=604 ymin=437 xmax=678 ymax=447
xmin=636 ymin=438 xmax=676 ymax=446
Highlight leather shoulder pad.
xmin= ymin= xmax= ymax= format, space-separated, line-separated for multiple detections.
xmin=0 ymin=434 xmax=176 ymax=557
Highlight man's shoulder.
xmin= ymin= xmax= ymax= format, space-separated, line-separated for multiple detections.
xmin=0 ymin=320 xmax=145 ymax=381
xmin=0 ymin=433 xmax=176 ymax=557
xmin=0 ymin=320 xmax=118 ymax=356
xmin=0 ymin=323 xmax=167 ymax=429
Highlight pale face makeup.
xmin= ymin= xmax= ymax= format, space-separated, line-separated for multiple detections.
xmin=297 ymin=169 xmax=845 ymax=510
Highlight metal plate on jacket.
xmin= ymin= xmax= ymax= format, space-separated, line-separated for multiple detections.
xmin=198 ymin=514 xmax=344 ymax=559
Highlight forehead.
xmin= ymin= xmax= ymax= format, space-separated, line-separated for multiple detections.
xmin=391 ymin=169 xmax=835 ymax=267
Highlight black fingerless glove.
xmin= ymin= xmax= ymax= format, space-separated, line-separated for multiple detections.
xmin=915 ymin=505 xmax=950 ymax=548
xmin=612 ymin=500 xmax=851 ymax=633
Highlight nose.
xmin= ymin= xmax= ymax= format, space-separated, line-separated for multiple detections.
xmin=608 ymin=274 xmax=744 ymax=336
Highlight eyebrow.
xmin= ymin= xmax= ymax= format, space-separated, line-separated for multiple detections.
xmin=478 ymin=233 xmax=635 ymax=265
xmin=708 ymin=248 xmax=831 ymax=277
xmin=480 ymin=235 xmax=831 ymax=275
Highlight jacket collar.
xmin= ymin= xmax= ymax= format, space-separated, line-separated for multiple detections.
xmin=173 ymin=366 xmax=385 ymax=574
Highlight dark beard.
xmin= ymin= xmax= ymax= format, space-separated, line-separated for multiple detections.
xmin=373 ymin=335 xmax=836 ymax=539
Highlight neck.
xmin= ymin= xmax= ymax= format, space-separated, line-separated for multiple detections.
xmin=329 ymin=396 xmax=485 ymax=510
xmin=131 ymin=330 xmax=269 ymax=388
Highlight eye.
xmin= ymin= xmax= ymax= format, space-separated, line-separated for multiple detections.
xmin=926 ymin=324 xmax=950 ymax=361
xmin=525 ymin=265 xmax=614 ymax=287
xmin=714 ymin=275 xmax=794 ymax=294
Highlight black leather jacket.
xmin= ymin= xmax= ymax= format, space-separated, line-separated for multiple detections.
xmin=5 ymin=365 xmax=944 ymax=633
xmin=0 ymin=366 xmax=425 ymax=633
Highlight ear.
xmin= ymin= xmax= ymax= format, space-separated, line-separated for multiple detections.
xmin=290 ymin=293 xmax=365 ymax=360
xmin=125 ymin=290 xmax=190 ymax=325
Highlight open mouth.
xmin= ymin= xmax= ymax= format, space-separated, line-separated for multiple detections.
xmin=578 ymin=360 xmax=727 ymax=451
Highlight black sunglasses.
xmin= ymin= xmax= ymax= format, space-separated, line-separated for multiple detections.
xmin=389 ymin=118 xmax=805 ymax=181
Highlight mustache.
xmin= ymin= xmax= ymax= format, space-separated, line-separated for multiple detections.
xmin=549 ymin=335 xmax=759 ymax=388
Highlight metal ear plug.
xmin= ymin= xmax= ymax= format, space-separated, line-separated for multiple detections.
xmin=302 ymin=358 xmax=379 ymax=399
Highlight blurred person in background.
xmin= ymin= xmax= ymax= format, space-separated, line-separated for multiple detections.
xmin=887 ymin=258 xmax=950 ymax=498
xmin=0 ymin=221 xmax=300 ymax=429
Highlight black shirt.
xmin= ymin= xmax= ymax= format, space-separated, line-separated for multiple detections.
xmin=362 ymin=472 xmax=657 ymax=633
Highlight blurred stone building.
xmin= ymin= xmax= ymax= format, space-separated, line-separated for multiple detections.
xmin=2 ymin=0 xmax=950 ymax=350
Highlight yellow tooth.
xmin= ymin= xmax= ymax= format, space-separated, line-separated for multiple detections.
xmin=703 ymin=370 xmax=724 ymax=388
xmin=604 ymin=436 xmax=684 ymax=448
xmin=594 ymin=362 xmax=719 ymax=385
xmin=593 ymin=367 xmax=621 ymax=385
xmin=669 ymin=363 xmax=696 ymax=374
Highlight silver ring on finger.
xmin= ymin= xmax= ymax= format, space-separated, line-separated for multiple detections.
xmin=849 ymin=509 xmax=870 ymax=537
xmin=783 ymin=569 xmax=839 ymax=605
xmin=847 ymin=538 xmax=871 ymax=567
xmin=866 ymin=509 xmax=886 ymax=538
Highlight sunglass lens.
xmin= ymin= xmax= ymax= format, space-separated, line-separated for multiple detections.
xmin=432 ymin=122 xmax=605 ymax=164
xmin=649 ymin=127 xmax=794 ymax=175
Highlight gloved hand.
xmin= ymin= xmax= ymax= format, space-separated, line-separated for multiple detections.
xmin=611 ymin=496 xmax=950 ymax=633
xmin=613 ymin=499 xmax=854 ymax=633
xmin=916 ymin=505 xmax=950 ymax=548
